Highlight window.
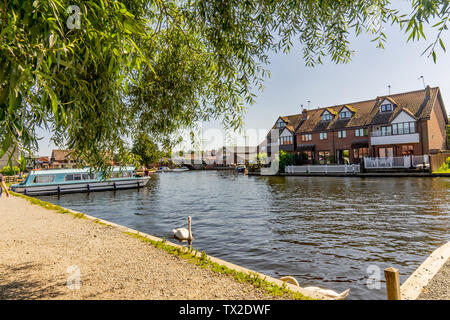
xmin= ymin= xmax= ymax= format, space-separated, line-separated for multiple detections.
xmin=380 ymin=103 xmax=393 ymax=112
xmin=277 ymin=120 xmax=285 ymax=128
xmin=319 ymin=132 xmax=327 ymax=140
xmin=322 ymin=113 xmax=332 ymax=121
xmin=338 ymin=130 xmax=347 ymax=138
xmin=353 ymin=147 xmax=369 ymax=159
xmin=302 ymin=151 xmax=313 ymax=160
xmin=381 ymin=126 xmax=392 ymax=136
xmin=280 ymin=136 xmax=293 ymax=145
xmin=379 ymin=147 xmax=394 ymax=158
xmin=318 ymin=151 xmax=330 ymax=164
xmin=340 ymin=111 xmax=351 ymax=119
xmin=355 ymin=128 xmax=368 ymax=137
xmin=33 ymin=175 xmax=55 ymax=184
xmin=65 ymin=174 xmax=88 ymax=181
xmin=301 ymin=134 xmax=312 ymax=141
xmin=82 ymin=173 xmax=97 ymax=180
xmin=385 ymin=122 xmax=416 ymax=136
xmin=402 ymin=145 xmax=414 ymax=155
xmin=113 ymin=171 xmax=133 ymax=178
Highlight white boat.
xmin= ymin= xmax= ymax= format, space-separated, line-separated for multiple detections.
xmin=157 ymin=166 xmax=189 ymax=172
xmin=9 ymin=167 xmax=150 ymax=196
xmin=171 ymin=166 xmax=190 ymax=172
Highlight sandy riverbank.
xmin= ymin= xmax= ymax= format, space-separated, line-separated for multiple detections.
xmin=418 ymin=258 xmax=450 ymax=300
xmin=0 ymin=195 xmax=290 ymax=300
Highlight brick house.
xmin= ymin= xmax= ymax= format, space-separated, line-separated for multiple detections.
xmin=268 ymin=86 xmax=448 ymax=164
xmin=50 ymin=150 xmax=80 ymax=168
xmin=266 ymin=114 xmax=304 ymax=156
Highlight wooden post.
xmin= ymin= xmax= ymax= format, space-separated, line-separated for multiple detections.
xmin=384 ymin=267 xmax=401 ymax=300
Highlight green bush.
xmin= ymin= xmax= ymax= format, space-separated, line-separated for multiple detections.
xmin=436 ymin=157 xmax=450 ymax=173
xmin=1 ymin=166 xmax=20 ymax=176
xmin=278 ymin=150 xmax=295 ymax=173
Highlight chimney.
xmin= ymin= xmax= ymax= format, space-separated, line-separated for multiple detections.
xmin=302 ymin=108 xmax=308 ymax=120
xmin=425 ymin=85 xmax=431 ymax=99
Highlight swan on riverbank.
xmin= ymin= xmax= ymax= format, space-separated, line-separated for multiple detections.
xmin=280 ymin=276 xmax=350 ymax=300
xmin=304 ymin=287 xmax=350 ymax=300
xmin=172 ymin=216 xmax=194 ymax=246
xmin=280 ymin=276 xmax=299 ymax=286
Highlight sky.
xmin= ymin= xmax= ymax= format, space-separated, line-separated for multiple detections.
xmin=36 ymin=3 xmax=450 ymax=156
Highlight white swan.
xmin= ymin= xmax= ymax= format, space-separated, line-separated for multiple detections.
xmin=304 ymin=287 xmax=350 ymax=300
xmin=280 ymin=276 xmax=299 ymax=286
xmin=280 ymin=276 xmax=350 ymax=300
xmin=172 ymin=216 xmax=194 ymax=246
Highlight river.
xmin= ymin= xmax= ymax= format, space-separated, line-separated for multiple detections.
xmin=36 ymin=171 xmax=450 ymax=300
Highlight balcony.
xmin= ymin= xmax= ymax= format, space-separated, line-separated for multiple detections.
xmin=279 ymin=144 xmax=295 ymax=152
xmin=370 ymin=131 xmax=420 ymax=146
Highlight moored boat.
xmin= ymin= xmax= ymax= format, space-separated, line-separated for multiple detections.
xmin=170 ymin=166 xmax=189 ymax=172
xmin=157 ymin=166 xmax=189 ymax=172
xmin=9 ymin=167 xmax=150 ymax=196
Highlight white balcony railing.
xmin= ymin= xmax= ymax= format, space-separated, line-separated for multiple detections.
xmin=370 ymin=132 xmax=420 ymax=146
xmin=286 ymin=164 xmax=360 ymax=174
xmin=364 ymin=155 xmax=429 ymax=169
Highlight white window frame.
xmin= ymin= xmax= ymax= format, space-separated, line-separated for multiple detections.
xmin=322 ymin=112 xmax=332 ymax=121
xmin=33 ymin=175 xmax=56 ymax=184
xmin=338 ymin=130 xmax=347 ymax=138
xmin=380 ymin=103 xmax=393 ymax=112
xmin=277 ymin=120 xmax=286 ymax=128
xmin=340 ymin=111 xmax=351 ymax=119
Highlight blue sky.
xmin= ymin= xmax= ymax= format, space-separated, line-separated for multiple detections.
xmin=238 ymin=21 xmax=450 ymax=135
xmin=36 ymin=4 xmax=450 ymax=156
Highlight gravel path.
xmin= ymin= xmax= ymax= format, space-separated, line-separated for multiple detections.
xmin=0 ymin=195 xmax=283 ymax=300
xmin=417 ymin=258 xmax=450 ymax=300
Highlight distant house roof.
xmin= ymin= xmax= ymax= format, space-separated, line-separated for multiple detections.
xmin=50 ymin=150 xmax=74 ymax=162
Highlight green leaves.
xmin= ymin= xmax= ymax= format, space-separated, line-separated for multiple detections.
xmin=0 ymin=0 xmax=448 ymax=171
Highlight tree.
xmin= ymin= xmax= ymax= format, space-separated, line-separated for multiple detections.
xmin=278 ymin=150 xmax=295 ymax=173
xmin=131 ymin=133 xmax=162 ymax=167
xmin=1 ymin=1 xmax=449 ymax=171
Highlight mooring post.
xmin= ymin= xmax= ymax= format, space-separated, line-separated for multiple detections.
xmin=384 ymin=267 xmax=401 ymax=300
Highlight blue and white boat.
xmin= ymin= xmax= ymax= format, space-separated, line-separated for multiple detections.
xmin=9 ymin=167 xmax=150 ymax=196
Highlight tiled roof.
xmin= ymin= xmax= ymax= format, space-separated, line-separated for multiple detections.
xmin=51 ymin=150 xmax=74 ymax=161
xmin=296 ymin=98 xmax=375 ymax=132
xmin=285 ymin=86 xmax=445 ymax=133
xmin=369 ymin=87 xmax=439 ymax=125
xmin=274 ymin=114 xmax=305 ymax=133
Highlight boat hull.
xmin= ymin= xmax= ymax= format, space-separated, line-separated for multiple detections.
xmin=10 ymin=177 xmax=150 ymax=196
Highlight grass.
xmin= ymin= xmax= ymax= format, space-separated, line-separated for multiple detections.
xmin=9 ymin=190 xmax=86 ymax=219
xmin=124 ymin=231 xmax=313 ymax=300
xmin=8 ymin=191 xmax=313 ymax=300
xmin=433 ymin=169 xmax=450 ymax=174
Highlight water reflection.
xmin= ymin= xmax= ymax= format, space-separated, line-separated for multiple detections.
xmin=37 ymin=171 xmax=449 ymax=300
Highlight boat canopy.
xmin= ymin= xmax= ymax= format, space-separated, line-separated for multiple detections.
xmin=27 ymin=166 xmax=135 ymax=176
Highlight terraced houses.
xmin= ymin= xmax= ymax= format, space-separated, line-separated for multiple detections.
xmin=268 ymin=86 xmax=448 ymax=164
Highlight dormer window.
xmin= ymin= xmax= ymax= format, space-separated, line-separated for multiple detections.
xmin=340 ymin=111 xmax=351 ymax=119
xmin=277 ymin=119 xmax=286 ymax=128
xmin=380 ymin=103 xmax=393 ymax=112
xmin=322 ymin=112 xmax=332 ymax=121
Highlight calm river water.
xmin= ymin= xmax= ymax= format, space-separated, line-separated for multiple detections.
xmin=37 ymin=171 xmax=450 ymax=300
